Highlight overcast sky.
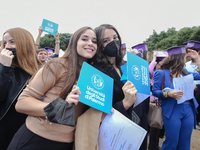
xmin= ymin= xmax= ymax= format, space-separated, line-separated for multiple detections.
xmin=1 ymin=0 xmax=200 ymax=49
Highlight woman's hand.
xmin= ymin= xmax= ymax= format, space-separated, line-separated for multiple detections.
xmin=65 ymin=85 xmax=81 ymax=105
xmin=38 ymin=26 xmax=43 ymax=35
xmin=187 ymin=49 xmax=199 ymax=61
xmin=100 ymin=108 xmax=114 ymax=123
xmin=130 ymin=48 xmax=139 ymax=55
xmin=0 ymin=49 xmax=14 ymax=67
xmin=168 ymin=90 xmax=184 ymax=100
xmin=152 ymin=52 xmax=157 ymax=61
xmin=122 ymin=81 xmax=137 ymax=110
xmin=187 ymin=49 xmax=200 ymax=70
xmin=54 ymin=31 xmax=59 ymax=41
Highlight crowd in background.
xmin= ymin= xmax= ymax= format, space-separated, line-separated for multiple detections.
xmin=0 ymin=24 xmax=200 ymax=150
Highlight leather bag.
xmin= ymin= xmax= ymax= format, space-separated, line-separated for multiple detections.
xmin=147 ymin=103 xmax=163 ymax=129
xmin=147 ymin=70 xmax=165 ymax=129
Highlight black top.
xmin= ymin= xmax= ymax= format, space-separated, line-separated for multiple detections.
xmin=0 ymin=63 xmax=30 ymax=120
xmin=92 ymin=64 xmax=132 ymax=119
xmin=0 ymin=63 xmax=31 ymax=149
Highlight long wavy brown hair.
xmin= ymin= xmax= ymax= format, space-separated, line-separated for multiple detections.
xmin=92 ymin=24 xmax=123 ymax=71
xmin=1 ymin=28 xmax=40 ymax=75
xmin=161 ymin=53 xmax=188 ymax=81
xmin=42 ymin=26 xmax=95 ymax=99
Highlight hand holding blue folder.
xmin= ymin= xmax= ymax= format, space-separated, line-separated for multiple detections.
xmin=120 ymin=51 xmax=150 ymax=107
xmin=42 ymin=19 xmax=58 ymax=36
xmin=77 ymin=62 xmax=114 ymax=114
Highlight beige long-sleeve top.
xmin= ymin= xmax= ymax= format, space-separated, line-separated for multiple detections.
xmin=18 ymin=58 xmax=88 ymax=143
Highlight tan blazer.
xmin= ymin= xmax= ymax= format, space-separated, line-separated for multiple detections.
xmin=75 ymin=107 xmax=103 ymax=150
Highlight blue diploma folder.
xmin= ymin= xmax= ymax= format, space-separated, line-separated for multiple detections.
xmin=42 ymin=19 xmax=58 ymax=36
xmin=121 ymin=52 xmax=150 ymax=107
xmin=77 ymin=62 xmax=113 ymax=114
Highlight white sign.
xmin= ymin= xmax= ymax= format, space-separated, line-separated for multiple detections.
xmin=173 ymin=74 xmax=194 ymax=104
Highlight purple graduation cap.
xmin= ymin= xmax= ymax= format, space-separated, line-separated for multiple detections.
xmin=131 ymin=42 xmax=151 ymax=52
xmin=121 ymin=43 xmax=126 ymax=49
xmin=153 ymin=51 xmax=168 ymax=60
xmin=45 ymin=47 xmax=54 ymax=53
xmin=165 ymin=46 xmax=186 ymax=56
xmin=184 ymin=40 xmax=200 ymax=49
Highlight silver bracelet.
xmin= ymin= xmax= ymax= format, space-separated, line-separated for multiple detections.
xmin=55 ymin=41 xmax=60 ymax=44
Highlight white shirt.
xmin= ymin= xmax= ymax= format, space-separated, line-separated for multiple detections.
xmin=185 ymin=60 xmax=200 ymax=84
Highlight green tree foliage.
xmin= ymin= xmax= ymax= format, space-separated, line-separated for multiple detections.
xmin=40 ymin=33 xmax=72 ymax=50
xmin=145 ymin=26 xmax=200 ymax=51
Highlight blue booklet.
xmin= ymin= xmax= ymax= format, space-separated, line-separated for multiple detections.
xmin=41 ymin=19 xmax=58 ymax=36
xmin=121 ymin=51 xmax=150 ymax=107
xmin=77 ymin=62 xmax=113 ymax=114
xmin=120 ymin=63 xmax=127 ymax=84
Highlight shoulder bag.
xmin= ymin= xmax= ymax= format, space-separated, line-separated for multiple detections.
xmin=147 ymin=70 xmax=165 ymax=129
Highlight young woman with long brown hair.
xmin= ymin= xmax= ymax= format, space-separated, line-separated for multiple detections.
xmin=75 ymin=24 xmax=137 ymax=150
xmin=7 ymin=26 xmax=97 ymax=150
xmin=152 ymin=46 xmax=200 ymax=150
xmin=0 ymin=27 xmax=40 ymax=150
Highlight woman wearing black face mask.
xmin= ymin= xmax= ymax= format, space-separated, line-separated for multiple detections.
xmin=75 ymin=24 xmax=137 ymax=149
xmin=0 ymin=28 xmax=40 ymax=150
xmin=93 ymin=24 xmax=137 ymax=117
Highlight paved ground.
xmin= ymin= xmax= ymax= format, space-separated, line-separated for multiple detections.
xmin=190 ymin=129 xmax=200 ymax=150
xmin=148 ymin=129 xmax=200 ymax=150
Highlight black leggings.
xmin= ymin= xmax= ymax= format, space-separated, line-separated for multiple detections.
xmin=7 ymin=124 xmax=74 ymax=150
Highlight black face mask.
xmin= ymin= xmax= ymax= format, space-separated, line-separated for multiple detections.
xmin=102 ymin=40 xmax=120 ymax=57
xmin=6 ymin=48 xmax=18 ymax=65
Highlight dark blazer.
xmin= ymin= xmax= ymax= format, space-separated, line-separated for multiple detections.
xmin=92 ymin=64 xmax=132 ymax=119
xmin=0 ymin=63 xmax=31 ymax=149
xmin=0 ymin=63 xmax=30 ymax=120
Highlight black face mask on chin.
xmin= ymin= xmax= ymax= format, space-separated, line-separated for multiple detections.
xmin=6 ymin=48 xmax=18 ymax=65
xmin=102 ymin=40 xmax=120 ymax=57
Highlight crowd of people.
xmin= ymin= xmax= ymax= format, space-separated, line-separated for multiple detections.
xmin=0 ymin=23 xmax=200 ymax=150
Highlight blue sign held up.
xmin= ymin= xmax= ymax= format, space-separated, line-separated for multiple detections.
xmin=121 ymin=51 xmax=150 ymax=107
xmin=41 ymin=19 xmax=58 ymax=36
xmin=77 ymin=62 xmax=113 ymax=114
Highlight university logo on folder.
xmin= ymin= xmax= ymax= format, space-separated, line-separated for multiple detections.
xmin=121 ymin=51 xmax=150 ymax=107
xmin=42 ymin=19 xmax=58 ymax=36
xmin=77 ymin=62 xmax=113 ymax=114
